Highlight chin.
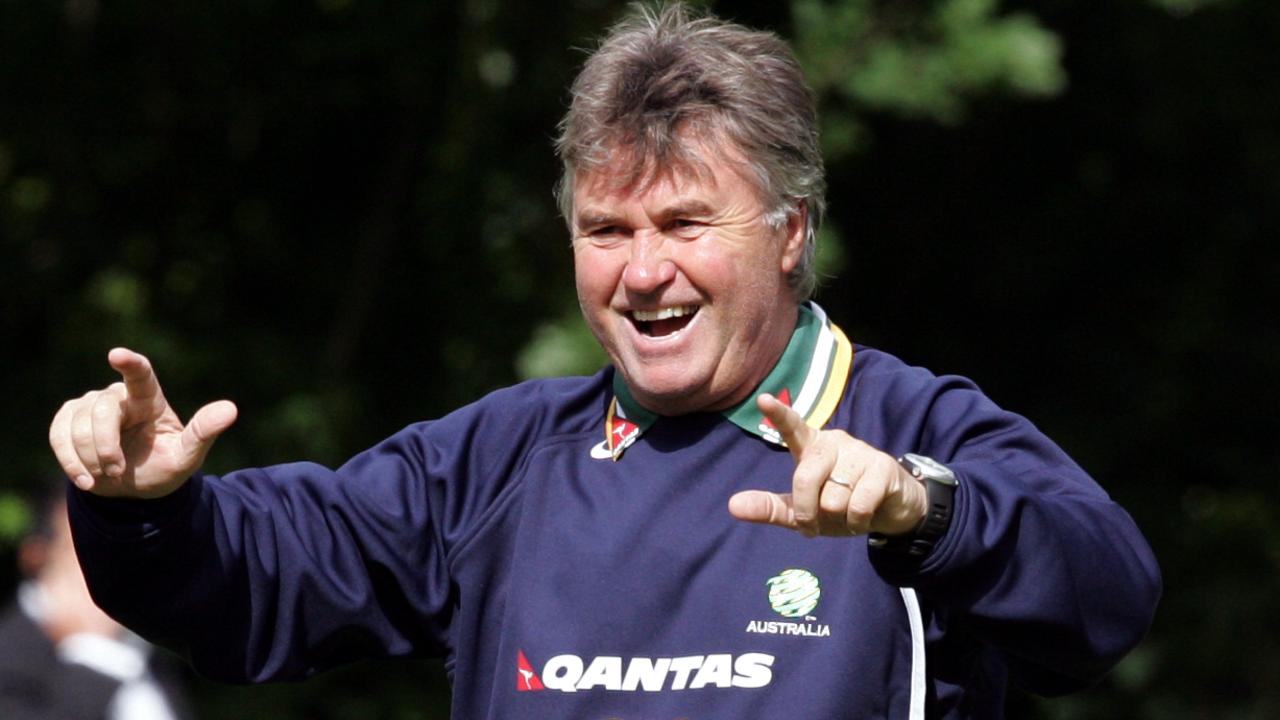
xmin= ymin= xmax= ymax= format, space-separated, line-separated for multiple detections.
xmin=632 ymin=375 xmax=698 ymax=398
xmin=625 ymin=371 xmax=708 ymax=412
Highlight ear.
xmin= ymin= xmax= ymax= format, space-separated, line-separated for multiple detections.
xmin=779 ymin=200 xmax=808 ymax=275
xmin=17 ymin=537 xmax=49 ymax=579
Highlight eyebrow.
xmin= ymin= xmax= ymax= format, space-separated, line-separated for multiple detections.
xmin=575 ymin=211 xmax=625 ymax=231
xmin=575 ymin=200 xmax=716 ymax=231
xmin=656 ymin=201 xmax=715 ymax=223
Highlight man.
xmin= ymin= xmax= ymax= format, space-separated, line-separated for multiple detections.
xmin=0 ymin=486 xmax=191 ymax=720
xmin=48 ymin=4 xmax=1159 ymax=718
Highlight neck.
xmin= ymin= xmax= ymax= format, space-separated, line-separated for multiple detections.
xmin=702 ymin=305 xmax=800 ymax=413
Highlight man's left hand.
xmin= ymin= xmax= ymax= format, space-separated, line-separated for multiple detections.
xmin=728 ymin=393 xmax=928 ymax=538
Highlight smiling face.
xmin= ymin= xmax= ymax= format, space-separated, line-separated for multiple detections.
xmin=572 ymin=141 xmax=806 ymax=415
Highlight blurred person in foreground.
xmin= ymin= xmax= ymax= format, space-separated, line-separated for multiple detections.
xmin=46 ymin=3 xmax=1159 ymax=718
xmin=0 ymin=485 xmax=191 ymax=720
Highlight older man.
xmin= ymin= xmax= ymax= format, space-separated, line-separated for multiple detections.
xmin=49 ymin=4 xmax=1159 ymax=718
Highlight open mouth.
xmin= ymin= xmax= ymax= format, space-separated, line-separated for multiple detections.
xmin=631 ymin=305 xmax=699 ymax=337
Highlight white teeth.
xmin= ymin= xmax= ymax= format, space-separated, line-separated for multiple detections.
xmin=633 ymin=305 xmax=698 ymax=322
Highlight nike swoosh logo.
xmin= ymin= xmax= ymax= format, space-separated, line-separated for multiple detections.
xmin=589 ymin=441 xmax=614 ymax=460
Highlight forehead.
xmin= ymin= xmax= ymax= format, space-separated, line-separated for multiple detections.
xmin=573 ymin=139 xmax=760 ymax=211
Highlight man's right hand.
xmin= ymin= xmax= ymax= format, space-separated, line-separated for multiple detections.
xmin=49 ymin=347 xmax=238 ymax=498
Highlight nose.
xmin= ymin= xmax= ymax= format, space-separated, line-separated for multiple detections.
xmin=622 ymin=231 xmax=676 ymax=294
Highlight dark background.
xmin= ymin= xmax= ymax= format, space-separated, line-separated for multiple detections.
xmin=1 ymin=0 xmax=1275 ymax=717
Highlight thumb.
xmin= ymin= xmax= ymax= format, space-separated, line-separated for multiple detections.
xmin=728 ymin=490 xmax=798 ymax=529
xmin=178 ymin=400 xmax=238 ymax=470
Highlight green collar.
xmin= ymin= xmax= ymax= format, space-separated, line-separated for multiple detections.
xmin=604 ymin=302 xmax=854 ymax=460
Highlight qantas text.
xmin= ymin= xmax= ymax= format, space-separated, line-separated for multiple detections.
xmin=520 ymin=653 xmax=775 ymax=693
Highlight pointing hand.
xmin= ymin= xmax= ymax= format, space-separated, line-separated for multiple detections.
xmin=727 ymin=393 xmax=926 ymax=538
xmin=48 ymin=348 xmax=237 ymax=498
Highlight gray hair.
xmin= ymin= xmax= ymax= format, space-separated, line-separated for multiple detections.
xmin=555 ymin=2 xmax=826 ymax=301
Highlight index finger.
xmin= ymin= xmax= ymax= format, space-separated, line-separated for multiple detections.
xmin=107 ymin=347 xmax=161 ymax=403
xmin=106 ymin=348 xmax=171 ymax=427
xmin=757 ymin=393 xmax=817 ymax=459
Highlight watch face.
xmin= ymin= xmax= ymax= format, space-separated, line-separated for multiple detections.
xmin=902 ymin=453 xmax=958 ymax=485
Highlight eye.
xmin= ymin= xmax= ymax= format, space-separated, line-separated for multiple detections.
xmin=581 ymin=224 xmax=630 ymax=247
xmin=670 ymin=219 xmax=705 ymax=238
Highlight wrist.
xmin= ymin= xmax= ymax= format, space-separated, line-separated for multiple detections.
xmin=869 ymin=454 xmax=957 ymax=557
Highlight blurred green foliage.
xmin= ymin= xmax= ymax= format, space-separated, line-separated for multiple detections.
xmin=2 ymin=0 xmax=1277 ymax=718
xmin=0 ymin=494 xmax=32 ymax=545
xmin=796 ymin=0 xmax=1065 ymax=125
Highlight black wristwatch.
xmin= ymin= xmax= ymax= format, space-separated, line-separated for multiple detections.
xmin=868 ymin=453 xmax=958 ymax=557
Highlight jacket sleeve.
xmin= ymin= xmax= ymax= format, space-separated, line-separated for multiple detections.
xmin=859 ymin=357 xmax=1162 ymax=696
xmin=66 ymin=388 xmax=542 ymax=684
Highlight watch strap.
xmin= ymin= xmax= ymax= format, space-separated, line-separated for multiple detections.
xmin=868 ymin=455 xmax=957 ymax=557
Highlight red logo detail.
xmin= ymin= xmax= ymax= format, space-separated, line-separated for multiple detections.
xmin=761 ymin=388 xmax=793 ymax=429
xmin=611 ymin=418 xmax=639 ymax=449
xmin=516 ymin=650 xmax=544 ymax=691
